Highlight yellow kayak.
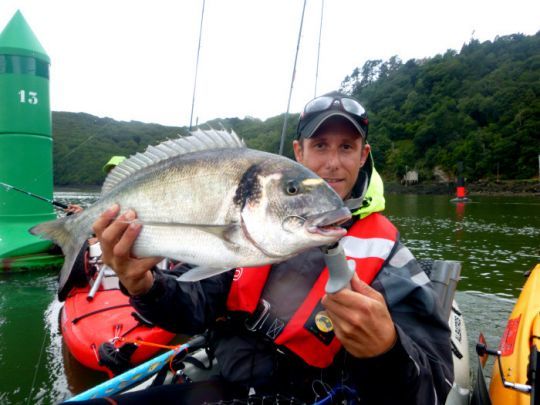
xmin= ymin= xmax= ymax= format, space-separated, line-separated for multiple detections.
xmin=490 ymin=263 xmax=540 ymax=405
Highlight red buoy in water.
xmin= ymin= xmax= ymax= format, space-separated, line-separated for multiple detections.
xmin=451 ymin=162 xmax=471 ymax=203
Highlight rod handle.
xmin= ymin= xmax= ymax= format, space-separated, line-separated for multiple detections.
xmin=322 ymin=244 xmax=354 ymax=294
xmin=52 ymin=200 xmax=69 ymax=209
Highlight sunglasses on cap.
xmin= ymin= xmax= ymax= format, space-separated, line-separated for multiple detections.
xmin=298 ymin=95 xmax=368 ymax=139
xmin=304 ymin=95 xmax=366 ymax=117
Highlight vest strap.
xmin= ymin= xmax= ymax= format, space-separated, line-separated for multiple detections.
xmin=226 ymin=266 xmax=271 ymax=313
xmin=243 ymin=299 xmax=286 ymax=340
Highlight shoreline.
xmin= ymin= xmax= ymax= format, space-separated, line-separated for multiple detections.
xmin=384 ymin=179 xmax=540 ymax=197
xmin=55 ymin=180 xmax=540 ymax=197
xmin=54 ymin=185 xmax=101 ymax=193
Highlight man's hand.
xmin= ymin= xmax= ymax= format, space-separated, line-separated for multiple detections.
xmin=322 ymin=273 xmax=397 ymax=358
xmin=65 ymin=204 xmax=84 ymax=214
xmin=92 ymin=204 xmax=162 ymax=296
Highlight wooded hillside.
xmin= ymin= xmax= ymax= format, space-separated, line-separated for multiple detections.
xmin=52 ymin=31 xmax=539 ymax=186
xmin=342 ymin=32 xmax=540 ymax=180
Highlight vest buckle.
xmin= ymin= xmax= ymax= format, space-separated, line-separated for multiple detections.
xmin=244 ymin=299 xmax=270 ymax=331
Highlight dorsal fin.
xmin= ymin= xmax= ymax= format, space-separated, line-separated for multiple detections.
xmin=101 ymin=129 xmax=245 ymax=195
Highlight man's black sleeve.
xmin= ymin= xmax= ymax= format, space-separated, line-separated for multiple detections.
xmin=346 ymin=243 xmax=454 ymax=405
xmin=127 ymin=266 xmax=235 ymax=335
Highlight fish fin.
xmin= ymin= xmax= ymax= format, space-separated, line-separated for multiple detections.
xmin=222 ymin=224 xmax=244 ymax=245
xmin=101 ymin=129 xmax=245 ymax=195
xmin=124 ymin=220 xmax=241 ymax=244
xmin=30 ymin=217 xmax=88 ymax=301
xmin=177 ymin=266 xmax=233 ymax=282
xmin=194 ymin=223 xmax=241 ymax=243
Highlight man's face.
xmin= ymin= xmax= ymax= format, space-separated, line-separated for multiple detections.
xmin=293 ymin=118 xmax=370 ymax=200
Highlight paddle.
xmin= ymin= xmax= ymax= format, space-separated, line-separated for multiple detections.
xmin=0 ymin=181 xmax=69 ymax=209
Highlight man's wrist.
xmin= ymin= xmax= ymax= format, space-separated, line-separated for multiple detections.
xmin=352 ymin=330 xmax=404 ymax=365
xmin=123 ymin=271 xmax=155 ymax=296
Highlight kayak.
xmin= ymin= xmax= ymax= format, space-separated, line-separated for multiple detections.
xmin=61 ymin=279 xmax=176 ymax=375
xmin=61 ymin=244 xmax=176 ymax=376
xmin=489 ymin=263 xmax=540 ymax=404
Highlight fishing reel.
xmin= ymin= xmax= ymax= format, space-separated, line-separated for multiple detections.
xmin=155 ymin=333 xmax=214 ymax=387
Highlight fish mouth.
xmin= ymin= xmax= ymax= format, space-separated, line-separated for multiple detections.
xmin=306 ymin=207 xmax=352 ymax=237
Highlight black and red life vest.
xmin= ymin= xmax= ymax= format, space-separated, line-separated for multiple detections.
xmin=226 ymin=212 xmax=398 ymax=368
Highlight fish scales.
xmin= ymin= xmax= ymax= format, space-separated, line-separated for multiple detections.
xmin=100 ymin=148 xmax=258 ymax=226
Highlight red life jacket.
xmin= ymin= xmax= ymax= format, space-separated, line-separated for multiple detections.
xmin=226 ymin=212 xmax=398 ymax=368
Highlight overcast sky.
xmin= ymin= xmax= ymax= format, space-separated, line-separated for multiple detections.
xmin=1 ymin=0 xmax=539 ymax=127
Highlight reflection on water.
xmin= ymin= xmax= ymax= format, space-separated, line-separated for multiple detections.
xmin=385 ymin=194 xmax=539 ymax=297
xmin=0 ymin=273 xmax=64 ymax=404
xmin=0 ymin=191 xmax=537 ymax=403
xmin=34 ymin=299 xmax=69 ymax=404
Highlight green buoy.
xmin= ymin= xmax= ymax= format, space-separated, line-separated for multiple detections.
xmin=0 ymin=11 xmax=63 ymax=271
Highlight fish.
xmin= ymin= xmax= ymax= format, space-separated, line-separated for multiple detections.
xmin=30 ymin=129 xmax=351 ymax=295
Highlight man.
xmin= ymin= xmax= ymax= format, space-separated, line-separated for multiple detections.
xmin=89 ymin=92 xmax=453 ymax=404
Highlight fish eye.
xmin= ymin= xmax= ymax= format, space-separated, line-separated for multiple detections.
xmin=285 ymin=180 xmax=300 ymax=195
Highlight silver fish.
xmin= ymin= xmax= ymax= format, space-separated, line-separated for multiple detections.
xmin=30 ymin=129 xmax=351 ymax=294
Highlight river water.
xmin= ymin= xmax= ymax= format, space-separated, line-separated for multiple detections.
xmin=0 ymin=192 xmax=538 ymax=404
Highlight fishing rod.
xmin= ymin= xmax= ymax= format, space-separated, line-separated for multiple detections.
xmin=314 ymin=0 xmax=325 ymax=98
xmin=65 ymin=335 xmax=207 ymax=401
xmin=68 ymin=332 xmax=355 ymax=404
xmin=278 ymin=0 xmax=307 ymax=156
xmin=0 ymin=181 xmax=69 ymax=209
xmin=189 ymin=0 xmax=206 ymax=131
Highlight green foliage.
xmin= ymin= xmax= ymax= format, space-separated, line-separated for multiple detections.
xmin=52 ymin=113 xmax=187 ymax=186
xmin=52 ymin=112 xmax=298 ymax=186
xmin=342 ymin=32 xmax=540 ymax=180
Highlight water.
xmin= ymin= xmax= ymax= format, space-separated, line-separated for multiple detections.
xmin=0 ymin=273 xmax=67 ymax=405
xmin=385 ymin=195 xmax=539 ymax=296
xmin=0 ymin=192 xmax=538 ymax=404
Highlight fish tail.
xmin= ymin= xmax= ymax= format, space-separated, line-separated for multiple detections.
xmin=30 ymin=216 xmax=89 ymax=298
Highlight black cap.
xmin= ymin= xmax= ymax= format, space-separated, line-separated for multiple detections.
xmin=297 ymin=92 xmax=368 ymax=140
